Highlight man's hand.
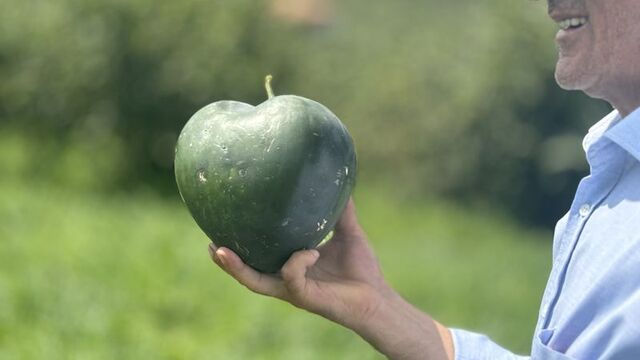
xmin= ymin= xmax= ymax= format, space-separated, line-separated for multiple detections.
xmin=209 ymin=198 xmax=390 ymax=327
xmin=208 ymin=198 xmax=453 ymax=360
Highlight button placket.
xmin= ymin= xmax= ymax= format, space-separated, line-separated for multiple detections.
xmin=539 ymin=170 xmax=610 ymax=328
xmin=540 ymin=162 xmax=626 ymax=329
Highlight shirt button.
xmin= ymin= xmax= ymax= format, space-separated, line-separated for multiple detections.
xmin=579 ymin=203 xmax=591 ymax=217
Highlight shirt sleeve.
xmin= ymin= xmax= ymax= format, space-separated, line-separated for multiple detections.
xmin=451 ymin=328 xmax=529 ymax=360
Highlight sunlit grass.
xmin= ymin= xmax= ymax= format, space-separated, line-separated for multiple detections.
xmin=0 ymin=180 xmax=550 ymax=359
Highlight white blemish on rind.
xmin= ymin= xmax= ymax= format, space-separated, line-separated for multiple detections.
xmin=316 ymin=219 xmax=327 ymax=231
xmin=266 ymin=138 xmax=275 ymax=152
xmin=234 ymin=241 xmax=250 ymax=256
xmin=197 ymin=169 xmax=207 ymax=183
xmin=216 ymin=144 xmax=229 ymax=154
xmin=232 ymin=124 xmax=249 ymax=133
xmin=265 ymin=121 xmax=276 ymax=134
xmin=345 ymin=167 xmax=349 ymax=175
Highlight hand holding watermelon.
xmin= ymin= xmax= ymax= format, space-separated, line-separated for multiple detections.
xmin=210 ymin=199 xmax=452 ymax=359
xmin=209 ymin=199 xmax=386 ymax=327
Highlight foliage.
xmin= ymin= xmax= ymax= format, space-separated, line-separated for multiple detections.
xmin=0 ymin=178 xmax=550 ymax=359
xmin=0 ymin=0 xmax=611 ymax=225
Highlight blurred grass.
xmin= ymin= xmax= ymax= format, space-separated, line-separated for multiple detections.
xmin=0 ymin=175 xmax=551 ymax=359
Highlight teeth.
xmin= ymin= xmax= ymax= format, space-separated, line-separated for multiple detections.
xmin=558 ymin=17 xmax=587 ymax=30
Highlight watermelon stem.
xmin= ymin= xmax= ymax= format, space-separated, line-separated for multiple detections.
xmin=265 ymin=75 xmax=275 ymax=99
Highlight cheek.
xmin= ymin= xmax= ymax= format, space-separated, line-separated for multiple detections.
xmin=596 ymin=8 xmax=640 ymax=82
xmin=588 ymin=17 xmax=612 ymax=70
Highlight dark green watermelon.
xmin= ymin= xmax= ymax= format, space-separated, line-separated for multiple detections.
xmin=174 ymin=76 xmax=357 ymax=273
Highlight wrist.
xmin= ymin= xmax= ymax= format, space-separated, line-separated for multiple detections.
xmin=351 ymin=291 xmax=452 ymax=360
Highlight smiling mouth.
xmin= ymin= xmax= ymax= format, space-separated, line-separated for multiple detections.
xmin=556 ymin=17 xmax=588 ymax=31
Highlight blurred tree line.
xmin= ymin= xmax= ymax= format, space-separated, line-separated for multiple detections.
xmin=0 ymin=0 xmax=610 ymax=227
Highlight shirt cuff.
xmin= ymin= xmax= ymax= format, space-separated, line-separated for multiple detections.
xmin=451 ymin=328 xmax=529 ymax=360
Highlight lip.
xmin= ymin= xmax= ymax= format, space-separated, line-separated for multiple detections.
xmin=548 ymin=5 xmax=589 ymax=23
xmin=556 ymin=21 xmax=588 ymax=42
xmin=548 ymin=3 xmax=590 ymax=51
xmin=555 ymin=21 xmax=589 ymax=55
xmin=550 ymin=8 xmax=590 ymax=45
xmin=549 ymin=10 xmax=589 ymax=23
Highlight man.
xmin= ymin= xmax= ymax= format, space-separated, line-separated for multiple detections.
xmin=209 ymin=0 xmax=640 ymax=358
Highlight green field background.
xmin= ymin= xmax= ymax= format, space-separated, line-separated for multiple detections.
xmin=0 ymin=0 xmax=603 ymax=358
xmin=0 ymin=176 xmax=550 ymax=359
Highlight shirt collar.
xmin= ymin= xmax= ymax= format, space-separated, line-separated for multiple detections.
xmin=604 ymin=106 xmax=640 ymax=162
xmin=582 ymin=110 xmax=621 ymax=153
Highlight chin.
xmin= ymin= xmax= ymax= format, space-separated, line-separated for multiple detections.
xmin=555 ymin=72 xmax=582 ymax=90
xmin=555 ymin=61 xmax=598 ymax=93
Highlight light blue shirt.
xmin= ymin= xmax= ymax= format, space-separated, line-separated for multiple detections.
xmin=451 ymin=108 xmax=640 ymax=360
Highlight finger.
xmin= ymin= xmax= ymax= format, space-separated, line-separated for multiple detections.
xmin=281 ymin=249 xmax=320 ymax=296
xmin=212 ymin=245 xmax=284 ymax=298
xmin=208 ymin=243 xmax=224 ymax=267
xmin=334 ymin=198 xmax=364 ymax=238
xmin=208 ymin=242 xmax=219 ymax=261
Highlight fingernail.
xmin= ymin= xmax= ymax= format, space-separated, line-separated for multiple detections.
xmin=216 ymin=249 xmax=226 ymax=266
xmin=311 ymin=249 xmax=320 ymax=258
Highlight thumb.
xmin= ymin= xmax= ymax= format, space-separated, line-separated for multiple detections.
xmin=281 ymin=249 xmax=320 ymax=297
xmin=334 ymin=198 xmax=363 ymax=237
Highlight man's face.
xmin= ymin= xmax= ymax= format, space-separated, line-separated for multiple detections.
xmin=548 ymin=0 xmax=640 ymax=99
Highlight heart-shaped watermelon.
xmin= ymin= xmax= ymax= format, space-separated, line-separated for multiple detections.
xmin=175 ymin=76 xmax=357 ymax=273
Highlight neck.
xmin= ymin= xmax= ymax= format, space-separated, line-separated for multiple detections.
xmin=603 ymin=82 xmax=640 ymax=118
